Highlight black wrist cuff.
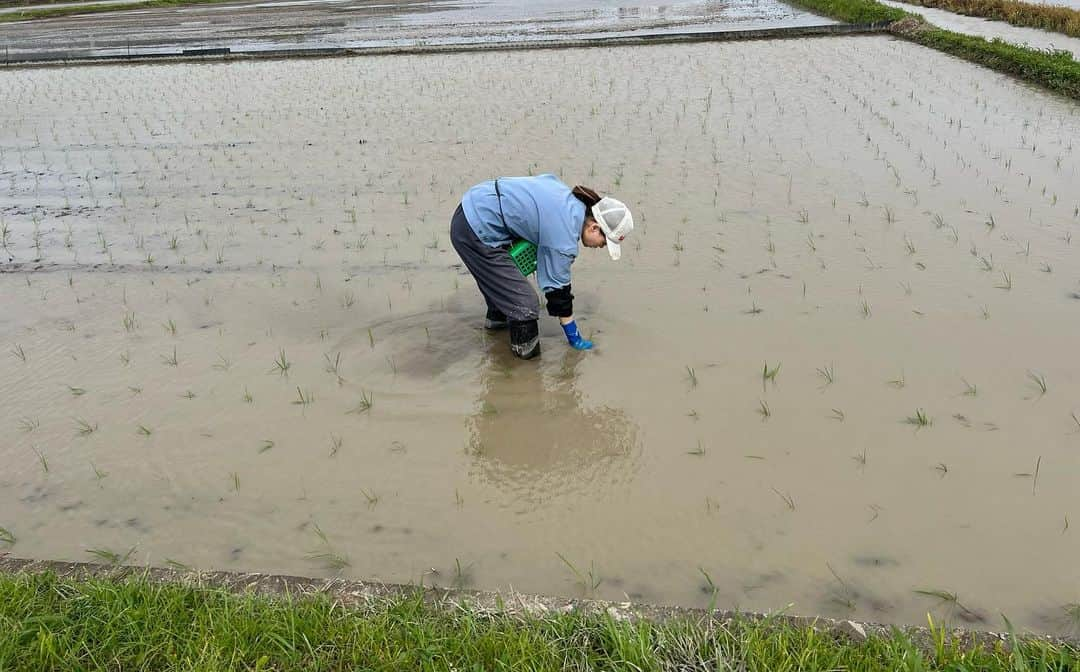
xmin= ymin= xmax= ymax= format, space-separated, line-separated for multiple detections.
xmin=545 ymin=285 xmax=574 ymax=318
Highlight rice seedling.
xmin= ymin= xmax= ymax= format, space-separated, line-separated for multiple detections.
xmin=882 ymin=206 xmax=896 ymax=224
xmin=903 ymin=235 xmax=916 ymax=255
xmin=0 ymin=526 xmax=15 ymax=546
xmin=961 ymin=378 xmax=977 ymax=397
xmin=359 ymin=488 xmax=379 ymax=508
xmin=831 ymin=408 xmax=845 ymax=422
xmin=914 ymin=588 xmax=984 ymax=623
xmin=17 ymin=417 xmax=39 ymax=432
xmin=816 ymin=364 xmax=835 ymax=387
xmin=1032 ymin=456 xmax=1042 ymax=495
xmin=181 ymin=390 xmax=196 ymax=400
xmin=258 ymin=440 xmax=275 ymax=453
xmin=307 ymin=549 xmax=351 ymax=572
xmin=74 ymin=418 xmax=98 ymax=436
xmin=1027 ymin=370 xmax=1047 ymax=397
xmin=771 ymin=487 xmax=796 ymax=511
xmin=687 ymin=440 xmax=706 ymax=456
xmin=242 ymin=387 xmax=254 ymax=404
xmin=212 ymin=354 xmax=231 ymax=371
xmin=350 ymin=390 xmax=374 ymax=414
xmin=32 ymin=446 xmax=48 ymax=473
xmin=329 ymin=435 xmax=343 ymax=457
xmin=122 ymin=311 xmax=138 ymax=332
xmin=160 ymin=347 xmax=179 ymax=367
xmin=136 ymin=424 xmax=152 ymax=436
xmin=935 ymin=462 xmax=949 ymax=477
xmin=905 ymin=408 xmax=932 ymax=427
xmin=556 ymin=552 xmax=602 ymax=594
xmin=230 ymin=472 xmax=240 ymax=491
xmin=852 ymin=448 xmax=868 ymax=468
xmin=368 ymin=327 xmax=375 ymax=349
xmin=1071 ymin=412 xmax=1080 ymax=434
xmin=86 ymin=546 xmax=135 ymax=566
xmin=762 ymin=361 xmax=781 ymax=390
xmin=163 ymin=318 xmax=177 ymax=336
xmin=860 ymin=298 xmax=871 ymax=318
xmin=323 ymin=352 xmax=342 ymax=376
xmin=271 ymin=349 xmax=291 ymax=376
xmin=995 ymin=271 xmax=1012 ymax=290
xmin=887 ymin=372 xmax=906 ymax=389
xmin=685 ymin=365 xmax=698 ymax=388
xmin=165 ymin=558 xmax=193 ymax=571
xmin=342 ymin=291 xmax=355 ymax=309
xmin=757 ymin=399 xmax=771 ymax=420
xmin=743 ymin=301 xmax=763 ymax=315
xmin=10 ymin=343 xmax=27 ymax=362
xmin=293 ymin=387 xmax=315 ymax=407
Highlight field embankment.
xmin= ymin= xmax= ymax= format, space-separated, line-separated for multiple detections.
xmin=891 ymin=0 xmax=1080 ymax=38
xmin=0 ymin=560 xmax=1077 ymax=671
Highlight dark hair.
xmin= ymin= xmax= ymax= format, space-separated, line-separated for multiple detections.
xmin=572 ymin=185 xmax=601 ymax=208
xmin=572 ymin=186 xmax=601 ymax=224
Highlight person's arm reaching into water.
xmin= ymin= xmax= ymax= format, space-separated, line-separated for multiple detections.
xmin=538 ymin=249 xmax=593 ymax=351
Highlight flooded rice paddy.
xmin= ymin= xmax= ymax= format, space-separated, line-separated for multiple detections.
xmin=1 ymin=36 xmax=1080 ymax=634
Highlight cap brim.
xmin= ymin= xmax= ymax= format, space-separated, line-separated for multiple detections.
xmin=606 ymin=238 xmax=622 ymax=261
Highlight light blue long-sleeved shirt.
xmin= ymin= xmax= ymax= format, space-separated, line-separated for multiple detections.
xmin=461 ymin=174 xmax=585 ymax=293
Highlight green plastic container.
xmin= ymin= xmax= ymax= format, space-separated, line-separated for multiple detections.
xmin=509 ymin=239 xmax=537 ymax=277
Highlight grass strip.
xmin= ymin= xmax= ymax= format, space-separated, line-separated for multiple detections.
xmin=0 ymin=0 xmax=233 ymax=24
xmin=789 ymin=0 xmax=1080 ymax=100
xmin=891 ymin=0 xmax=1080 ymax=38
xmin=0 ymin=570 xmax=1076 ymax=671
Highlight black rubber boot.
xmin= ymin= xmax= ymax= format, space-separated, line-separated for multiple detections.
xmin=484 ymin=306 xmax=509 ymax=331
xmin=509 ymin=319 xmax=540 ymax=360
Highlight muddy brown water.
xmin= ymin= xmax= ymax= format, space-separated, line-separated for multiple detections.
xmin=1 ymin=36 xmax=1079 ymax=634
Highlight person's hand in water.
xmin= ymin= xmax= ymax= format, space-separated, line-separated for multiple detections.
xmin=560 ymin=319 xmax=593 ymax=350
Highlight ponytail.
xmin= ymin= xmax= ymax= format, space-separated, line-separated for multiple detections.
xmin=571 ymin=185 xmax=601 ymax=210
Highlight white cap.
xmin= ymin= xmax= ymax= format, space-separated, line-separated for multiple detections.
xmin=591 ymin=196 xmax=634 ymax=261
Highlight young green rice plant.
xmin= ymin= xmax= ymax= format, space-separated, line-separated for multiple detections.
xmin=816 ymin=364 xmax=835 ymax=387
xmin=258 ymin=440 xmax=275 ymax=454
xmin=0 ymin=525 xmax=15 ymax=546
xmin=831 ymin=408 xmax=845 ymax=422
xmin=164 ymin=558 xmax=193 ymax=572
xmin=882 ymin=206 xmax=896 ymax=224
xmin=995 ymin=271 xmax=1012 ymax=290
xmin=212 ymin=354 xmax=231 ymax=372
xmin=163 ymin=318 xmax=177 ymax=336
xmin=136 ymin=424 xmax=152 ymax=437
xmin=556 ymin=552 xmax=602 ymax=595
xmin=323 ymin=352 xmax=342 ymax=376
xmin=914 ymin=588 xmax=984 ymax=623
xmin=329 ymin=435 xmax=343 ymax=457
xmin=181 ymin=390 xmax=196 ymax=400
xmin=86 ymin=546 xmax=135 ymax=566
xmin=961 ymin=378 xmax=977 ymax=397
xmin=242 ymin=387 xmax=254 ymax=404
xmin=1027 ymin=370 xmax=1047 ymax=397
xmin=17 ymin=417 xmax=39 ymax=432
xmin=341 ymin=291 xmax=355 ymax=309
xmin=350 ymin=390 xmax=374 ymax=414
xmin=31 ymin=446 xmax=48 ymax=474
xmin=771 ymin=487 xmax=795 ymax=511
xmin=160 ymin=347 xmax=178 ymax=367
xmin=1071 ymin=412 xmax=1080 ymax=434
xmin=306 ymin=549 xmax=351 ymax=572
xmin=762 ymin=361 xmax=781 ymax=390
xmin=230 ymin=472 xmax=240 ymax=491
xmin=368 ymin=327 xmax=375 ymax=349
xmin=757 ymin=399 xmax=771 ymax=420
xmin=68 ymin=385 xmax=87 ymax=397
xmin=860 ymin=299 xmax=871 ymax=318
xmin=359 ymin=488 xmax=379 ymax=508
xmin=685 ymin=365 xmax=698 ymax=388
xmin=1032 ymin=455 xmax=1042 ymax=495
xmin=905 ymin=408 xmax=932 ymax=428
xmin=10 ymin=343 xmax=27 ymax=362
xmin=122 ymin=312 xmax=138 ymax=333
xmin=292 ymin=387 xmax=315 ymax=407
xmin=887 ymin=372 xmax=906 ymax=389
xmin=687 ymin=440 xmax=706 ymax=456
xmin=903 ymin=235 xmax=916 ymax=255
xmin=852 ymin=448 xmax=868 ymax=468
xmin=74 ymin=418 xmax=98 ymax=436
xmin=271 ymin=349 xmax=291 ymax=376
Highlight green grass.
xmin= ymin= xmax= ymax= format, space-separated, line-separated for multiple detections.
xmin=787 ymin=0 xmax=906 ymax=23
xmin=0 ymin=571 xmax=1075 ymax=671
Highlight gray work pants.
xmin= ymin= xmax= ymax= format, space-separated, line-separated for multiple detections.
xmin=450 ymin=204 xmax=540 ymax=322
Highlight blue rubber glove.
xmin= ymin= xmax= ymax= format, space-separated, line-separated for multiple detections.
xmin=561 ymin=320 xmax=593 ymax=350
